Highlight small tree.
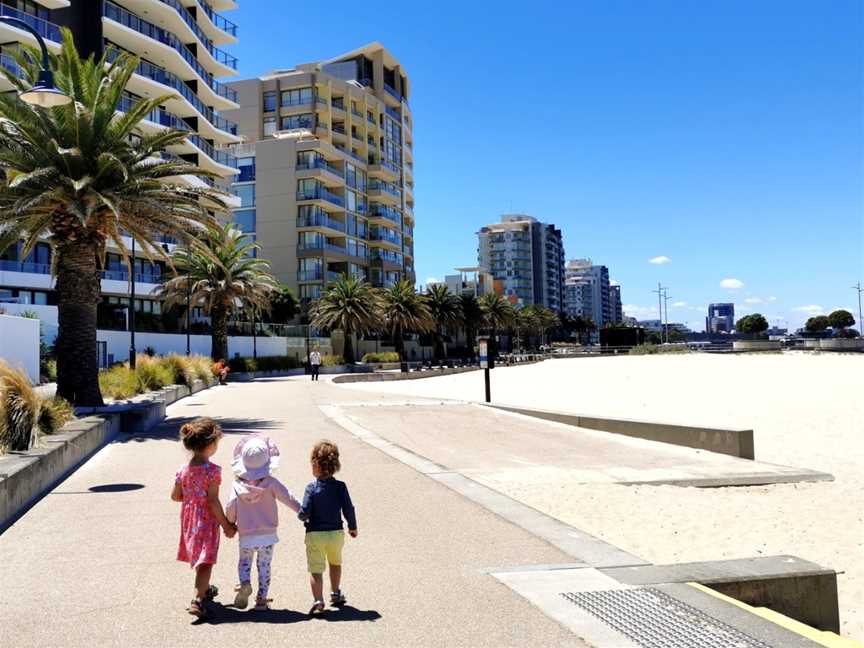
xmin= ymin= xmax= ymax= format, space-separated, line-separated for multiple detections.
xmin=269 ymin=284 xmax=299 ymax=324
xmin=805 ymin=315 xmax=830 ymax=333
xmin=736 ymin=313 xmax=769 ymax=339
xmin=827 ymin=309 xmax=855 ymax=336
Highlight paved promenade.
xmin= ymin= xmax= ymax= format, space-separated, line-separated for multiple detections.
xmin=0 ymin=377 xmax=586 ymax=648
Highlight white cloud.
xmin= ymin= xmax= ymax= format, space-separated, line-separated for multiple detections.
xmin=425 ymin=277 xmax=441 ymax=285
xmin=792 ymin=305 xmax=823 ymax=316
xmin=649 ymin=256 xmax=671 ymax=265
xmin=672 ymin=301 xmax=688 ymax=308
xmin=744 ymin=297 xmax=763 ymax=304
xmin=720 ymin=278 xmax=744 ymax=290
xmin=624 ymin=304 xmax=657 ymax=317
xmin=767 ymin=296 xmax=777 ymax=302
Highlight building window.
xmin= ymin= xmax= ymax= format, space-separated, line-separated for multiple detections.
xmin=263 ymin=91 xmax=277 ymax=112
xmin=233 ymin=209 xmax=256 ymax=233
xmin=237 ymin=156 xmax=255 ymax=182
xmin=233 ymin=184 xmax=255 ymax=207
xmin=281 ymin=113 xmax=313 ymax=130
xmin=281 ymin=87 xmax=313 ymax=107
xmin=300 ymin=285 xmax=321 ymax=300
xmin=263 ymin=116 xmax=276 ymax=137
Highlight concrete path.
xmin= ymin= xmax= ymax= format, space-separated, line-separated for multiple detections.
xmin=0 ymin=376 xmax=587 ymax=648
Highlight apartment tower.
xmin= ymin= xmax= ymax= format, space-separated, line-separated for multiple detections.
xmin=223 ymin=43 xmax=415 ymax=302
xmin=0 ymin=1 xmax=240 ymax=348
xmin=477 ymin=214 xmax=565 ymax=310
xmin=564 ymin=259 xmax=612 ymax=327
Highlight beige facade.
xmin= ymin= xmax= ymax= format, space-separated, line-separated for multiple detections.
xmin=223 ymin=42 xmax=415 ymax=302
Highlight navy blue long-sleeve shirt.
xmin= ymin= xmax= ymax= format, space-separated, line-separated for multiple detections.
xmin=299 ymin=477 xmax=357 ymax=532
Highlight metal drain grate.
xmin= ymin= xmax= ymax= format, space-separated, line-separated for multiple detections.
xmin=561 ymin=588 xmax=775 ymax=648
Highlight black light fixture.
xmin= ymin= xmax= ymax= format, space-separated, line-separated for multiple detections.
xmin=0 ymin=16 xmax=71 ymax=108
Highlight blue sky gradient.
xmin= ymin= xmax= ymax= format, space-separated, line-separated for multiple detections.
xmin=230 ymin=1 xmax=863 ymax=331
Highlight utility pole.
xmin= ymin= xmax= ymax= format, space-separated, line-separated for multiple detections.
xmin=662 ymin=290 xmax=672 ymax=343
xmin=652 ymin=283 xmax=667 ymax=343
xmin=854 ymin=282 xmax=863 ymax=336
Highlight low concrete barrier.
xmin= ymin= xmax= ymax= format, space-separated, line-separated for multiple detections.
xmin=334 ymin=365 xmax=480 ymax=383
xmin=0 ymin=378 xmax=214 ymax=533
xmin=486 ymin=404 xmax=755 ymax=459
xmin=733 ymin=340 xmax=782 ymax=352
xmin=230 ymin=365 xmax=373 ymax=382
xmin=818 ymin=338 xmax=864 ymax=352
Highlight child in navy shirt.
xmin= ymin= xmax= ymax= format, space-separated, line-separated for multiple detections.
xmin=299 ymin=440 xmax=357 ymax=614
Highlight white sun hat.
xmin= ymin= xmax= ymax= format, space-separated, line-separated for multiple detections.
xmin=231 ymin=435 xmax=280 ymax=480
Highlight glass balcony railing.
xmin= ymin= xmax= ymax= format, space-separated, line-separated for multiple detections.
xmin=369 ymin=205 xmax=401 ymax=224
xmin=296 ymin=187 xmax=344 ymax=207
xmin=385 ymin=105 xmax=401 ymax=121
xmin=297 ymin=157 xmax=343 ymax=178
xmin=370 ymin=248 xmax=403 ymax=265
xmin=0 ymin=52 xmax=22 ymax=79
xmin=118 ymin=94 xmax=191 ymax=131
xmin=106 ymin=48 xmax=237 ymax=136
xmin=0 ymin=4 xmax=61 ymax=42
xmin=156 ymin=0 xmax=237 ymax=69
xmin=370 ymin=230 xmax=402 ymax=246
xmin=196 ymin=0 xmax=238 ymax=37
xmin=297 ymin=269 xmax=322 ymax=282
xmin=188 ymin=135 xmax=237 ymax=168
xmin=213 ymin=80 xmax=238 ymax=103
xmin=101 ymin=269 xmax=166 ymax=284
xmin=368 ymin=181 xmax=401 ymax=198
xmin=326 ymin=271 xmax=341 ymax=283
xmin=297 ymin=212 xmax=346 ymax=232
xmin=383 ymin=83 xmax=400 ymax=101
xmin=0 ymin=260 xmax=51 ymax=275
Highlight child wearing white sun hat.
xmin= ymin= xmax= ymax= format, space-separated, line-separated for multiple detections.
xmin=225 ymin=435 xmax=302 ymax=610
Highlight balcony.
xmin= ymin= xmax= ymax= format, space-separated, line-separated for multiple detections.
xmin=101 ymin=269 xmax=166 ymax=284
xmin=0 ymin=260 xmax=51 ymax=275
xmin=118 ymin=94 xmax=191 ymax=131
xmin=370 ymin=248 xmax=403 ymax=266
xmin=368 ymin=180 xmax=401 ymax=199
xmin=385 ymin=105 xmax=401 ymax=121
xmin=351 ymin=108 xmax=363 ymax=119
xmin=296 ymin=187 xmax=344 ymax=207
xmin=155 ymin=0 xmax=237 ymax=69
xmin=297 ymin=269 xmax=322 ymax=282
xmin=188 ymin=135 xmax=237 ymax=168
xmin=383 ymin=83 xmax=400 ymax=101
xmin=369 ymin=205 xmax=401 ymax=225
xmin=0 ymin=4 xmax=61 ymax=43
xmin=326 ymin=271 xmax=342 ymax=283
xmin=369 ymin=229 xmax=402 ymax=246
xmin=297 ymin=157 xmax=344 ymax=180
xmin=297 ymin=211 xmax=346 ymax=233
xmin=195 ymin=0 xmax=238 ymax=38
xmin=107 ymin=49 xmax=237 ymax=136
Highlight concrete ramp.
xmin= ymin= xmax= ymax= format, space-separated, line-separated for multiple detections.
xmin=336 ymin=402 xmax=831 ymax=487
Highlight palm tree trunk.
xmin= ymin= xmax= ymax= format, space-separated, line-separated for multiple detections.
xmin=435 ymin=325 xmax=444 ymax=361
xmin=343 ymin=330 xmax=354 ymax=364
xmin=395 ymin=329 xmax=405 ymax=360
xmin=210 ymin=304 xmax=229 ymax=361
xmin=54 ymin=239 xmax=104 ymax=407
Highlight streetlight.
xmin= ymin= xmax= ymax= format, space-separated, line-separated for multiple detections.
xmin=853 ymin=282 xmax=863 ymax=336
xmin=129 ymin=237 xmax=136 ymax=368
xmin=0 ymin=17 xmax=71 ymax=108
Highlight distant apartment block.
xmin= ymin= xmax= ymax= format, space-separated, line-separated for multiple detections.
xmin=706 ymin=303 xmax=735 ymax=334
xmin=429 ymin=267 xmax=493 ymax=298
xmin=563 ymin=259 xmax=611 ymax=326
xmin=222 ymin=42 xmax=415 ymax=302
xmin=0 ymin=0 xmax=240 ymax=335
xmin=610 ymin=284 xmax=623 ymax=323
xmin=477 ymin=214 xmax=564 ymax=310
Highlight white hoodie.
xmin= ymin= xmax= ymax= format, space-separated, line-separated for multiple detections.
xmin=225 ymin=476 xmax=301 ymax=542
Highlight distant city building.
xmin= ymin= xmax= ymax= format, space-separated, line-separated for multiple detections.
xmin=477 ymin=214 xmax=565 ymax=310
xmin=429 ymin=266 xmax=493 ymax=298
xmin=563 ymin=259 xmax=611 ymax=327
xmin=706 ymin=303 xmax=735 ymax=334
xmin=638 ymin=320 xmax=691 ymax=334
xmin=623 ymin=316 xmax=639 ymax=327
xmin=610 ymin=284 xmax=623 ymax=323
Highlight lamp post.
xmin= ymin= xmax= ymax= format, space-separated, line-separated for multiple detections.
xmin=129 ymin=237 xmax=136 ymax=368
xmin=251 ymin=307 xmax=257 ymax=360
xmin=0 ymin=17 xmax=71 ymax=108
xmin=853 ymin=282 xmax=863 ymax=337
xmin=186 ymin=275 xmax=192 ymax=355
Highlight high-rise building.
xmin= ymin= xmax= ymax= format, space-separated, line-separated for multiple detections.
xmin=0 ymin=1 xmax=240 ymax=341
xmin=477 ymin=214 xmax=564 ymax=310
xmin=706 ymin=303 xmax=735 ymax=334
xmin=222 ymin=43 xmax=415 ymax=302
xmin=428 ymin=267 xmax=493 ymax=298
xmin=564 ymin=259 xmax=611 ymax=327
xmin=610 ymin=284 xmax=623 ymax=324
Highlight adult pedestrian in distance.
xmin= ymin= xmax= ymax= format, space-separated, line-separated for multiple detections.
xmin=309 ymin=347 xmax=322 ymax=382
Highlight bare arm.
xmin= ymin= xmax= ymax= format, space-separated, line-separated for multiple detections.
xmin=207 ymin=481 xmax=235 ymax=537
xmin=170 ymin=482 xmax=183 ymax=502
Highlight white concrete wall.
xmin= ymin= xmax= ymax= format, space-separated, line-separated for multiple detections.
xmin=0 ymin=314 xmax=40 ymax=383
xmin=96 ymin=330 xmax=289 ymax=363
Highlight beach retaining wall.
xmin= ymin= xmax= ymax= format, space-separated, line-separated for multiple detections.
xmin=0 ymin=379 xmax=213 ymax=534
xmin=486 ymin=404 xmax=755 ymax=459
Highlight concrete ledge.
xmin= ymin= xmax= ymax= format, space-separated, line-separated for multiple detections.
xmin=733 ymin=340 xmax=783 ymax=352
xmin=0 ymin=378 xmax=215 ymax=534
xmin=334 ymin=365 xmax=480 ymax=383
xmin=486 ymin=404 xmax=755 ymax=460
xmin=819 ymin=339 xmax=864 ymax=352
xmin=231 ymin=366 xmax=373 ymax=382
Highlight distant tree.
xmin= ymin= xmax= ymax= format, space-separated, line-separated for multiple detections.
xmin=425 ymin=284 xmax=462 ymax=360
xmin=479 ymin=293 xmax=514 ymax=357
xmin=805 ymin=315 xmax=830 ymax=333
xmin=458 ymin=294 xmax=483 ymax=357
xmin=311 ymin=275 xmax=381 ymax=364
xmin=667 ymin=329 xmax=686 ymax=343
xmin=269 ymin=284 xmax=299 ymax=324
xmin=736 ymin=313 xmax=769 ymax=339
xmin=827 ymin=309 xmax=855 ymax=335
xmin=647 ymin=331 xmax=662 ymax=345
xmin=380 ymin=280 xmax=434 ymax=361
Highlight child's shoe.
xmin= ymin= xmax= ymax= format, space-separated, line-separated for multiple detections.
xmin=309 ymin=600 xmax=326 ymax=615
xmin=233 ymin=582 xmax=253 ymax=609
xmin=330 ymin=590 xmax=347 ymax=606
xmin=188 ymin=598 xmax=207 ymax=618
xmin=254 ymin=596 xmax=272 ymax=611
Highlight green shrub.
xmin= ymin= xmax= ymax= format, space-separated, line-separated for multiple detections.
xmin=38 ymin=396 xmax=74 ymax=436
xmin=0 ymin=361 xmax=42 ymax=451
xmin=322 ymin=354 xmax=345 ymax=367
xmin=99 ymin=364 xmax=139 ymax=400
xmin=43 ymin=358 xmax=57 ymax=382
xmin=134 ymin=355 xmax=174 ymax=392
xmin=629 ymin=343 xmax=690 ymax=356
xmin=361 ymin=351 xmax=400 ymax=363
xmin=189 ymin=355 xmax=213 ymax=382
xmin=164 ymin=354 xmax=197 ymax=387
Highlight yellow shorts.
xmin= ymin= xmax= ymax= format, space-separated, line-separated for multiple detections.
xmin=305 ymin=530 xmax=345 ymax=573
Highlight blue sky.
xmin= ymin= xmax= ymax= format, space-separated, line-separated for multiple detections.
xmin=230 ymin=0 xmax=863 ymax=331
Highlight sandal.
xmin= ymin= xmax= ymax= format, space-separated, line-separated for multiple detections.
xmin=309 ymin=600 xmax=326 ymax=615
xmin=254 ymin=596 xmax=272 ymax=611
xmin=234 ymin=582 xmax=253 ymax=609
xmin=188 ymin=599 xmax=207 ymax=618
xmin=330 ymin=590 xmax=347 ymax=606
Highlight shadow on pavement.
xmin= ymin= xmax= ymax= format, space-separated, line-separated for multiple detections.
xmin=49 ymin=483 xmax=146 ymax=495
xmin=316 ymin=605 xmax=382 ymax=623
xmin=117 ymin=417 xmax=283 ymax=443
xmin=195 ymin=603 xmax=307 ymax=625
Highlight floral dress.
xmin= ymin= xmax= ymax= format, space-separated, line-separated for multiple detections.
xmin=176 ymin=462 xmax=222 ymax=568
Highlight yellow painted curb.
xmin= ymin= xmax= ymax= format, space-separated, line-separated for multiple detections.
xmin=687 ymin=583 xmax=863 ymax=648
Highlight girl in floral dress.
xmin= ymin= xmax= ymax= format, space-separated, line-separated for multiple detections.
xmin=171 ymin=417 xmax=236 ymax=617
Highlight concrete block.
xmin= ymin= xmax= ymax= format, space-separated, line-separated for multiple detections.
xmin=487 ymin=404 xmax=755 ymax=459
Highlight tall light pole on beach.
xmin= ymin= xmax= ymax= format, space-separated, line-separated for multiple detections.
xmin=662 ymin=290 xmax=672 ymax=342
xmin=652 ymin=283 xmax=668 ymax=342
xmin=853 ymin=282 xmax=863 ymax=336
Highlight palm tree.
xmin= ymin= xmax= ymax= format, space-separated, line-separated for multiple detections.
xmin=0 ymin=35 xmax=222 ymax=405
xmin=425 ymin=284 xmax=462 ymax=360
xmin=534 ymin=306 xmax=560 ymax=347
xmin=158 ymin=225 xmax=278 ymax=361
xmin=311 ymin=274 xmax=381 ymax=364
xmin=380 ymin=280 xmax=433 ymax=362
xmin=458 ymin=294 xmax=483 ymax=357
xmin=479 ymin=293 xmax=514 ymax=358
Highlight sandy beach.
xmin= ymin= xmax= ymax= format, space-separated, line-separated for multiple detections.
xmin=341 ymin=353 xmax=864 ymax=640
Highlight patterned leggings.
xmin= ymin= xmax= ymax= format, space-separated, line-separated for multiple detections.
xmin=238 ymin=545 xmax=274 ymax=598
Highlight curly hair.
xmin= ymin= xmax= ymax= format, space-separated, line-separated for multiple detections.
xmin=310 ymin=440 xmax=341 ymax=476
xmin=180 ymin=417 xmax=223 ymax=453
